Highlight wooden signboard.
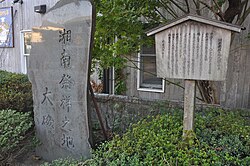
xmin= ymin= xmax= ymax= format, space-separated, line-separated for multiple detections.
xmin=147 ymin=14 xmax=242 ymax=81
xmin=147 ymin=14 xmax=242 ymax=135
xmin=155 ymin=23 xmax=231 ymax=81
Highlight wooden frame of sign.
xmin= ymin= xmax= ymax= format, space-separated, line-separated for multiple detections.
xmin=147 ymin=14 xmax=242 ymax=136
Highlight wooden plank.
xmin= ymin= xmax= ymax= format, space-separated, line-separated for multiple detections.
xmin=129 ymin=54 xmax=139 ymax=97
xmin=147 ymin=14 xmax=242 ymax=36
xmin=240 ymin=38 xmax=250 ymax=108
xmin=225 ymin=45 xmax=241 ymax=108
xmin=156 ymin=22 xmax=232 ymax=81
xmin=241 ymin=21 xmax=250 ymax=108
xmin=183 ymin=80 xmax=196 ymax=134
xmin=236 ymin=45 xmax=246 ymax=108
xmin=245 ymin=48 xmax=250 ymax=108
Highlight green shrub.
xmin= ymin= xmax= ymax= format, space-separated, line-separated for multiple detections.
xmin=88 ymin=113 xmax=216 ymax=165
xmin=0 ymin=70 xmax=33 ymax=113
xmin=86 ymin=108 xmax=250 ymax=166
xmin=0 ymin=110 xmax=33 ymax=153
xmin=41 ymin=108 xmax=250 ymax=166
xmin=195 ymin=108 xmax=250 ymax=165
xmin=42 ymin=157 xmax=83 ymax=166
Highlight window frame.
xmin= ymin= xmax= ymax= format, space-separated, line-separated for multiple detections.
xmin=20 ymin=30 xmax=32 ymax=74
xmin=137 ymin=51 xmax=165 ymax=93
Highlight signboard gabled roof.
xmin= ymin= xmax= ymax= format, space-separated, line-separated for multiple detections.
xmin=147 ymin=14 xmax=242 ymax=36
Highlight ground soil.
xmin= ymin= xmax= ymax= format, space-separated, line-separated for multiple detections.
xmin=0 ymin=130 xmax=46 ymax=166
xmin=0 ymin=129 xmax=107 ymax=166
xmin=1 ymin=148 xmax=46 ymax=166
xmin=11 ymin=149 xmax=46 ymax=166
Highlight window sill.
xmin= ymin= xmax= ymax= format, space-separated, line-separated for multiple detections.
xmin=137 ymin=87 xmax=164 ymax=93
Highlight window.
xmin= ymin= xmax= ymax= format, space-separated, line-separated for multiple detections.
xmin=20 ymin=30 xmax=32 ymax=74
xmin=137 ymin=43 xmax=165 ymax=92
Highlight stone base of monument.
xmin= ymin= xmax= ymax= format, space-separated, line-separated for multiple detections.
xmin=28 ymin=0 xmax=94 ymax=161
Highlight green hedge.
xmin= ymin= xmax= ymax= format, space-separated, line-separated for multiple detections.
xmin=88 ymin=109 xmax=250 ymax=165
xmin=0 ymin=70 xmax=33 ymax=113
xmin=0 ymin=110 xmax=33 ymax=154
xmin=43 ymin=108 xmax=250 ymax=166
xmin=195 ymin=109 xmax=250 ymax=165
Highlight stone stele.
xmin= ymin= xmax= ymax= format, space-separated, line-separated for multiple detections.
xmin=28 ymin=0 xmax=94 ymax=161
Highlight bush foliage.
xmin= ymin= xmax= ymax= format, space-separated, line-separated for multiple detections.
xmin=42 ymin=157 xmax=83 ymax=166
xmin=87 ymin=108 xmax=250 ymax=165
xmin=0 ymin=110 xmax=33 ymax=154
xmin=43 ymin=108 xmax=250 ymax=166
xmin=195 ymin=109 xmax=250 ymax=165
xmin=0 ymin=70 xmax=33 ymax=113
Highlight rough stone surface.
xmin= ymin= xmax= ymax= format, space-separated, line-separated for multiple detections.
xmin=28 ymin=0 xmax=93 ymax=161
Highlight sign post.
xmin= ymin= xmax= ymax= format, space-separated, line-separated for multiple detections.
xmin=147 ymin=14 xmax=242 ymax=136
xmin=183 ymin=80 xmax=196 ymax=133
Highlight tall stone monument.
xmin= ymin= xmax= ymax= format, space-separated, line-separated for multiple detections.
xmin=28 ymin=0 xmax=94 ymax=161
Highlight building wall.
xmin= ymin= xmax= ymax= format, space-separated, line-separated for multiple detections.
xmin=0 ymin=0 xmax=249 ymax=109
xmin=125 ymin=53 xmax=184 ymax=102
xmin=220 ymin=16 xmax=250 ymax=108
xmin=0 ymin=0 xmax=59 ymax=73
